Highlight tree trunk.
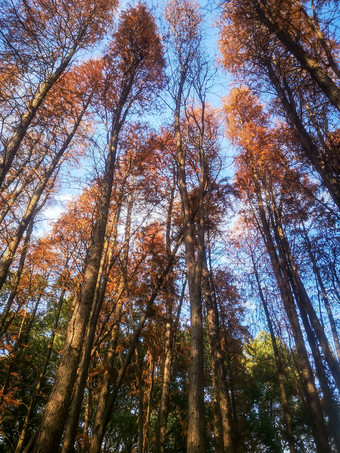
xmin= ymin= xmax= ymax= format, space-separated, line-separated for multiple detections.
xmin=62 ymin=193 xmax=124 ymax=453
xmin=271 ymin=209 xmax=340 ymax=392
xmin=302 ymin=226 xmax=340 ymax=361
xmin=141 ymin=354 xmax=154 ymax=453
xmin=265 ymin=60 xmax=340 ymax=210
xmin=0 ymin=40 xmax=81 ymax=187
xmin=251 ymin=254 xmax=296 ymax=453
xmin=174 ymin=69 xmax=206 ymax=453
xmin=202 ymin=261 xmax=234 ymax=453
xmin=254 ymin=191 xmax=331 ymax=453
xmin=156 ymin=280 xmax=185 ymax=453
xmin=32 ymin=130 xmax=119 ymax=452
xmin=88 ymin=238 xmax=183 ymax=453
xmin=80 ymin=382 xmax=92 ymax=453
xmin=85 ymin=195 xmax=133 ymax=453
xmin=297 ymin=301 xmax=340 ymax=453
xmin=0 ymin=220 xmax=34 ymax=338
xmin=15 ymin=290 xmax=66 ymax=453
xmin=0 ymin=103 xmax=90 ymax=292
xmin=254 ymin=0 xmax=340 ymax=110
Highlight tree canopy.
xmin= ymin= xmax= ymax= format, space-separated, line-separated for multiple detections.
xmin=0 ymin=1 xmax=339 ymax=452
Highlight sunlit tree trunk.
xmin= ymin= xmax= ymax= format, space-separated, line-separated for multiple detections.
xmin=32 ymin=8 xmax=165 ymax=444
xmin=252 ymin=0 xmax=340 ymax=110
xmin=265 ymin=60 xmax=340 ymax=210
xmin=62 ymin=190 xmax=125 ymax=453
xmin=32 ymin=128 xmax=119 ymax=452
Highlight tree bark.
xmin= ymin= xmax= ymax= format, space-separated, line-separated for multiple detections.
xmin=156 ymin=280 xmax=185 ymax=453
xmin=254 ymin=190 xmax=331 ymax=453
xmin=253 ymin=0 xmax=340 ymax=110
xmin=88 ymin=238 xmax=183 ymax=452
xmin=270 ymin=207 xmax=340 ymax=392
xmin=265 ymin=60 xmax=340 ymax=210
xmin=61 ymin=191 xmax=125 ymax=453
xmin=32 ymin=130 xmax=119 ymax=452
xmin=202 ymin=261 xmax=234 ymax=453
xmin=251 ymin=254 xmax=296 ymax=453
xmin=297 ymin=300 xmax=340 ymax=453
xmin=15 ymin=290 xmax=66 ymax=453
xmin=302 ymin=226 xmax=340 ymax=362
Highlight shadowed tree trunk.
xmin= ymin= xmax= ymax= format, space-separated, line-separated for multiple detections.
xmin=302 ymin=225 xmax=340 ymax=362
xmin=202 ymin=259 xmax=234 ymax=453
xmin=156 ymin=278 xmax=185 ymax=453
xmin=251 ymin=252 xmax=296 ymax=453
xmin=254 ymin=188 xmax=331 ymax=453
xmin=15 ymin=289 xmax=66 ymax=453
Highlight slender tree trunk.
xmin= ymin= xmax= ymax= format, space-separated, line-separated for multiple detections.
xmin=211 ymin=366 xmax=224 ymax=453
xmin=251 ymin=254 xmax=296 ymax=453
xmin=174 ymin=70 xmax=206 ymax=453
xmin=265 ymin=60 xmax=340 ymax=210
xmin=80 ymin=382 xmax=92 ymax=453
xmin=302 ymin=226 xmax=340 ymax=361
xmin=254 ymin=0 xmax=340 ymax=110
xmin=61 ymin=199 xmax=124 ymax=453
xmin=202 ymin=261 xmax=234 ymax=453
xmin=0 ymin=220 xmax=34 ymax=338
xmin=62 ymin=177 xmax=129 ymax=453
xmin=297 ymin=301 xmax=340 ymax=453
xmin=0 ymin=102 xmax=90 ymax=292
xmin=294 ymin=0 xmax=340 ymax=79
xmin=136 ymin=350 xmax=144 ymax=453
xmin=271 ymin=209 xmax=340 ymax=392
xmin=156 ymin=317 xmax=174 ymax=453
xmin=156 ymin=179 xmax=180 ymax=453
xmin=254 ymin=191 xmax=331 ymax=453
xmin=32 ymin=129 xmax=119 ymax=452
xmin=0 ymin=40 xmax=82 ymax=187
xmin=88 ymin=238 xmax=183 ymax=453
xmin=140 ymin=354 xmax=154 ymax=453
xmin=87 ymin=202 xmax=133 ymax=453
xmin=15 ymin=290 xmax=66 ymax=453
xmin=1 ymin=290 xmax=43 ymax=403
xmin=156 ymin=280 xmax=185 ymax=453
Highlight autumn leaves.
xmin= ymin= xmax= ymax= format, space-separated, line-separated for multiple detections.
xmin=0 ymin=0 xmax=339 ymax=452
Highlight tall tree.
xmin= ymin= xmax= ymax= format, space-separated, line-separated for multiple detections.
xmin=164 ymin=1 xmax=208 ymax=450
xmin=0 ymin=0 xmax=118 ymax=186
xmin=224 ymin=86 xmax=335 ymax=453
xmin=219 ymin=0 xmax=340 ymax=209
xmin=32 ymin=5 xmax=165 ymax=451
